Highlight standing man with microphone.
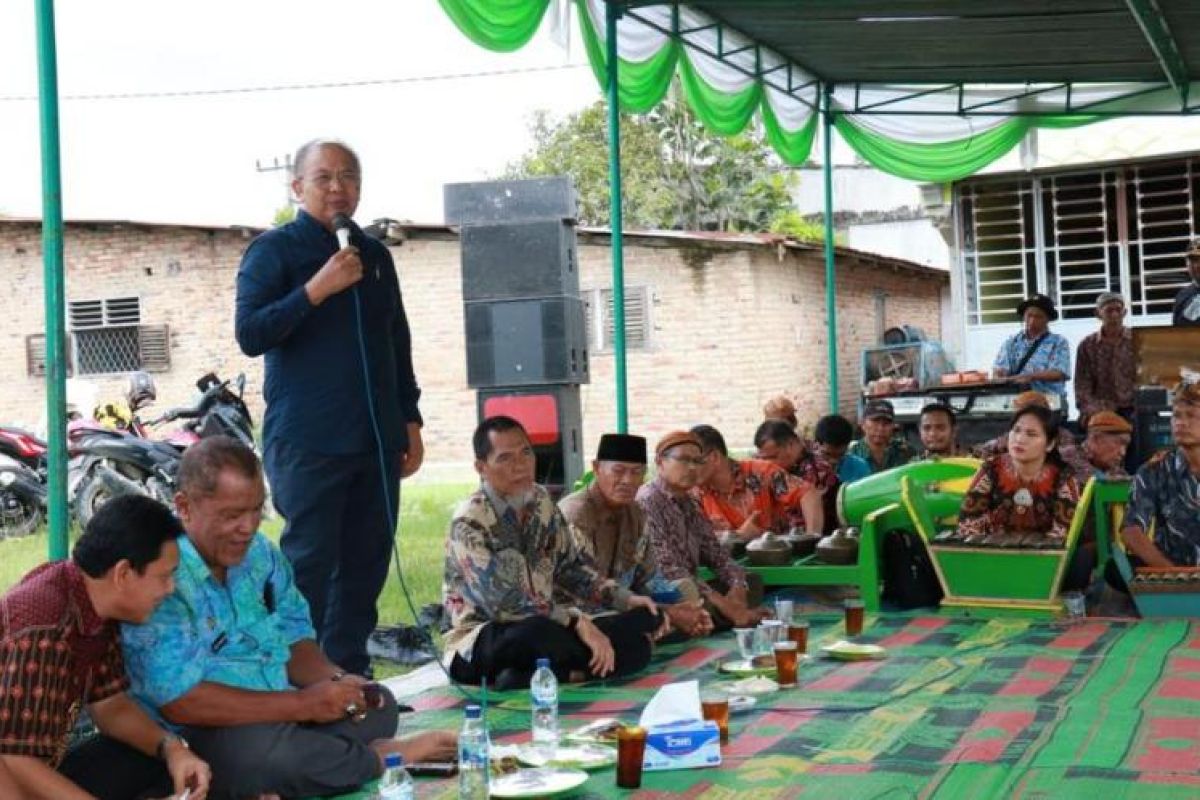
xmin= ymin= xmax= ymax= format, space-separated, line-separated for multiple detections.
xmin=235 ymin=139 xmax=423 ymax=677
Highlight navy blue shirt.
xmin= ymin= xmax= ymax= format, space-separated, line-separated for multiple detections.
xmin=235 ymin=210 xmax=421 ymax=456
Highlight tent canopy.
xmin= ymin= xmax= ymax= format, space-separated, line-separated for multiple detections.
xmin=684 ymin=0 xmax=1199 ymax=86
xmin=442 ymin=0 xmax=1200 ymax=180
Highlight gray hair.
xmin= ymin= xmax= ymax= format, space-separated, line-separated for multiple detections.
xmin=292 ymin=138 xmax=362 ymax=178
xmin=177 ymin=435 xmax=262 ymax=497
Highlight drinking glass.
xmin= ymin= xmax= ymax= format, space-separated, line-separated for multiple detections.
xmin=616 ymin=726 xmax=647 ymax=788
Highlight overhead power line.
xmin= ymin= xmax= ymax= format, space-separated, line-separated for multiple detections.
xmin=0 ymin=62 xmax=589 ymax=103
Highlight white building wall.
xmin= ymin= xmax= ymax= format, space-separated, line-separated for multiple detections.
xmin=845 ymin=219 xmax=950 ymax=270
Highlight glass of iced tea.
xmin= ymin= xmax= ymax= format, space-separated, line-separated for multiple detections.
xmin=773 ymin=640 xmax=799 ymax=687
xmin=616 ymin=725 xmax=647 ymax=788
xmin=700 ymin=690 xmax=730 ymax=745
xmin=787 ymin=620 xmax=809 ymax=654
xmin=844 ymin=599 xmax=865 ymax=638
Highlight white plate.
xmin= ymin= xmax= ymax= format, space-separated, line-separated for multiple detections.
xmin=720 ymin=675 xmax=780 ymax=695
xmin=820 ymin=640 xmax=887 ymax=661
xmin=565 ymin=717 xmax=622 ymax=744
xmin=490 ymin=767 xmax=590 ymax=798
xmin=718 ymin=657 xmax=776 ymax=676
xmin=516 ymin=742 xmax=617 ymax=770
xmin=728 ymin=694 xmax=757 ymax=713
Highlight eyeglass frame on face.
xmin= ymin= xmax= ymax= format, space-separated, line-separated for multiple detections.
xmin=302 ymin=170 xmax=361 ymax=190
xmin=662 ymin=451 xmax=706 ymax=468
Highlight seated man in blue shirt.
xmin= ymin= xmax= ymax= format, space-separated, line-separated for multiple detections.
xmin=814 ymin=414 xmax=872 ymax=484
xmin=122 ymin=437 xmax=455 ymax=799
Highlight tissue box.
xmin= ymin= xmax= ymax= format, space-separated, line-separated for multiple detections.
xmin=643 ymin=719 xmax=722 ymax=772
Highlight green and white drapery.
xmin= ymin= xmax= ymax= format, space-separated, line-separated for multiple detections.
xmin=439 ymin=0 xmax=1199 ymax=182
xmin=437 ymin=0 xmax=1199 ymax=428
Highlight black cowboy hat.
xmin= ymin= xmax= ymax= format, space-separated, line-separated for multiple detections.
xmin=1016 ymin=294 xmax=1058 ymax=322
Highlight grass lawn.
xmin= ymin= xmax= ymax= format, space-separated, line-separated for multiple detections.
xmin=0 ymin=482 xmax=472 ymax=628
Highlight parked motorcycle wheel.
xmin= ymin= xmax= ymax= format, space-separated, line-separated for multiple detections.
xmin=74 ymin=477 xmax=110 ymax=532
xmin=0 ymin=487 xmax=43 ymax=539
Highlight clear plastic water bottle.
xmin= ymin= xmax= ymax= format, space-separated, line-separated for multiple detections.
xmin=530 ymin=657 xmax=559 ymax=759
xmin=376 ymin=752 xmax=413 ymax=800
xmin=458 ymin=703 xmax=490 ymax=799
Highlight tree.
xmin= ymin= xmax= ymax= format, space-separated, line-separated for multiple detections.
xmin=272 ymin=204 xmax=297 ymax=227
xmin=505 ymin=85 xmax=802 ymax=234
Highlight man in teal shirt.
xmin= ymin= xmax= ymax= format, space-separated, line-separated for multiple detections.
xmin=122 ymin=437 xmax=455 ymax=799
xmin=848 ymin=400 xmax=915 ymax=474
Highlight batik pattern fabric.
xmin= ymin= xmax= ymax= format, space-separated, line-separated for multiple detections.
xmin=1122 ymin=448 xmax=1200 ymax=567
xmin=992 ymin=330 xmax=1072 ymax=399
xmin=0 ymin=561 xmax=127 ymax=766
xmin=694 ymin=458 xmax=811 ymax=533
xmin=442 ymin=484 xmax=631 ymax=661
xmin=956 ymin=455 xmax=1079 ymax=546
xmin=973 ymin=430 xmax=1091 ymax=486
xmin=1074 ymin=328 xmax=1136 ymax=416
xmin=637 ymin=477 xmax=748 ymax=589
xmin=558 ymin=484 xmax=669 ymax=613
xmin=121 ymin=534 xmax=315 ymax=726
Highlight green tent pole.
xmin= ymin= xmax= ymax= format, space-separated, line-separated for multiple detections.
xmin=822 ymin=85 xmax=840 ymax=413
xmin=35 ymin=0 xmax=70 ymax=560
xmin=605 ymin=1 xmax=628 ymax=433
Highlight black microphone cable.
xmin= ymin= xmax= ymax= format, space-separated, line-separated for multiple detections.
xmin=347 ymin=235 xmax=480 ymax=705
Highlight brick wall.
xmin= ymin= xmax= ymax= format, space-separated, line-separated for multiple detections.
xmin=1 ymin=222 xmax=945 ymax=478
xmin=0 ymin=221 xmax=261 ymax=433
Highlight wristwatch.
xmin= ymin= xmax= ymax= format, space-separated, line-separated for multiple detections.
xmin=156 ymin=732 xmax=189 ymax=762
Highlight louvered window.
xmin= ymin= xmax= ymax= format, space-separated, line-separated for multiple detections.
xmin=25 ymin=334 xmax=75 ymax=377
xmin=959 ymin=178 xmax=1038 ymax=325
xmin=62 ymin=297 xmax=170 ymax=375
xmin=958 ymin=154 xmax=1199 ymax=323
xmin=584 ymin=286 xmax=651 ymax=351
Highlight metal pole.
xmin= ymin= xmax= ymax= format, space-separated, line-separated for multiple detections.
xmin=606 ymin=2 xmax=629 ymax=433
xmin=35 ymin=0 xmax=69 ymax=560
xmin=822 ymin=85 xmax=840 ymax=412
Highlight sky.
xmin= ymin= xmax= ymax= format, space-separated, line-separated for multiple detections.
xmin=7 ymin=2 xmax=1200 ymax=232
xmin=0 ymin=1 xmax=599 ymax=227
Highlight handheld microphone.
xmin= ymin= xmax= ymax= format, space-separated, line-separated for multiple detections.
xmin=332 ymin=213 xmax=352 ymax=250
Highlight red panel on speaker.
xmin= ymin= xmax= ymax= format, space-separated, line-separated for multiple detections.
xmin=482 ymin=395 xmax=560 ymax=445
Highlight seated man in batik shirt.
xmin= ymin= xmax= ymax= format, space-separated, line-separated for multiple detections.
xmin=753 ymin=419 xmax=834 ymax=534
xmin=443 ymin=417 xmax=660 ymax=691
xmin=638 ymin=431 xmax=769 ymax=631
xmin=691 ymin=424 xmax=819 ymax=540
xmin=1120 ymin=381 xmax=1200 ymax=569
xmin=558 ymin=433 xmax=713 ymax=640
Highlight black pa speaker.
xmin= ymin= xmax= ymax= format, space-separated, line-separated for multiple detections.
xmin=445 ymin=177 xmax=577 ymax=225
xmin=464 ymin=296 xmax=589 ymax=388
xmin=460 ymin=220 xmax=578 ymax=302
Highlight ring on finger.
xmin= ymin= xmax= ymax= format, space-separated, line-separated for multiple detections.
xmin=345 ymin=703 xmax=361 ymax=717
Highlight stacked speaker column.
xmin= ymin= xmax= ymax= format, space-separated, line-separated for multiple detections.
xmin=445 ymin=177 xmax=589 ymax=494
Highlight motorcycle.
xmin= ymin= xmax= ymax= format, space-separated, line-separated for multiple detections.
xmin=70 ymin=373 xmax=258 ymax=529
xmin=70 ymin=425 xmax=181 ymax=531
xmin=0 ymin=425 xmax=48 ymax=473
xmin=0 ymin=454 xmax=46 ymax=539
xmin=144 ymin=372 xmax=255 ymax=451
xmin=0 ymin=427 xmax=48 ymax=538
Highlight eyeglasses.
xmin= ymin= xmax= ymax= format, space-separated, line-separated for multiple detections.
xmin=664 ymin=454 xmax=705 ymax=467
xmin=303 ymin=171 xmax=361 ymax=190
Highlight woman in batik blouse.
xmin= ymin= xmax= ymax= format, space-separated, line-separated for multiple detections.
xmin=955 ymin=406 xmax=1080 ymax=548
